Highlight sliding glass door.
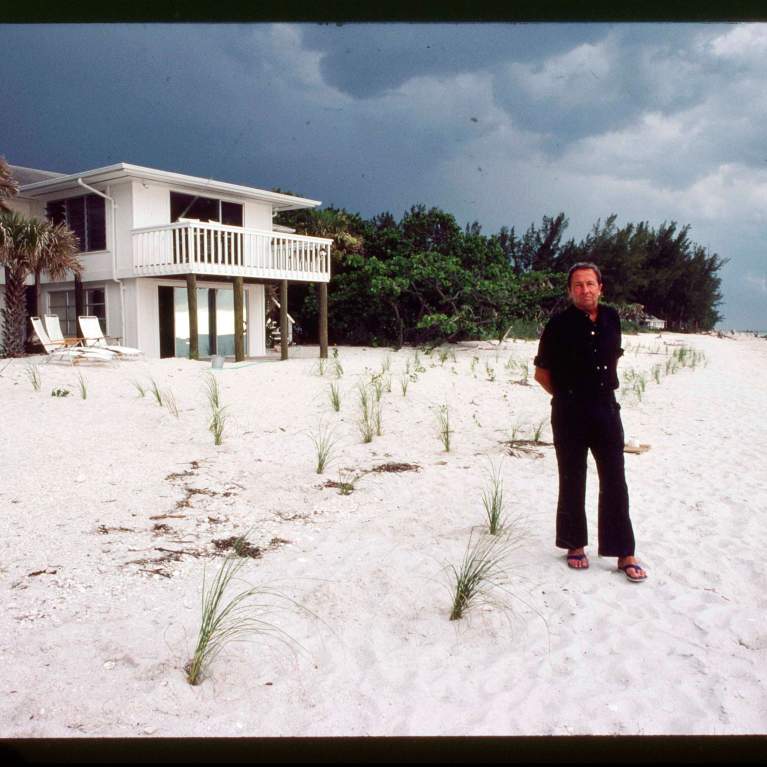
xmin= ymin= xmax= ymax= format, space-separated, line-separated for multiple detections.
xmin=161 ymin=286 xmax=247 ymax=358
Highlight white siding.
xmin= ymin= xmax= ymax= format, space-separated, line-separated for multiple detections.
xmin=243 ymin=199 xmax=273 ymax=230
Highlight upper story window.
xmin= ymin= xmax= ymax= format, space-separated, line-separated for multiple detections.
xmin=46 ymin=194 xmax=106 ymax=252
xmin=170 ymin=192 xmax=243 ymax=227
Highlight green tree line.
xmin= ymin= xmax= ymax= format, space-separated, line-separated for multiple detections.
xmin=277 ymin=203 xmax=726 ymax=346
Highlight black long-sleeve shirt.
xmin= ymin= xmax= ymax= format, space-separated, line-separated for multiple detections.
xmin=534 ymin=303 xmax=624 ymax=398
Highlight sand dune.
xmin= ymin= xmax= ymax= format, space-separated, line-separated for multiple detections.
xmin=1 ymin=332 xmax=765 ymax=736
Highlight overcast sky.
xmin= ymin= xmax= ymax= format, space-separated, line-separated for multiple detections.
xmin=2 ymin=23 xmax=766 ymax=328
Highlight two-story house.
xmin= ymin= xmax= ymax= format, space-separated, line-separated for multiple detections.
xmin=3 ymin=163 xmax=332 ymax=358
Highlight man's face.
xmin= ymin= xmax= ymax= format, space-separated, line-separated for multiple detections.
xmin=568 ymin=268 xmax=603 ymax=314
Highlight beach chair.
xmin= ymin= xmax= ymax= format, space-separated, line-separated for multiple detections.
xmin=78 ymin=316 xmax=143 ymax=359
xmin=29 ymin=317 xmax=116 ymax=364
xmin=43 ymin=314 xmax=82 ymax=348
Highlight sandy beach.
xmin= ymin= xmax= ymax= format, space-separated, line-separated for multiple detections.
xmin=1 ymin=332 xmax=766 ymax=737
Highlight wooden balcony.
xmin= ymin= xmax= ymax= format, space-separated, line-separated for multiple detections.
xmin=132 ymin=221 xmax=332 ymax=282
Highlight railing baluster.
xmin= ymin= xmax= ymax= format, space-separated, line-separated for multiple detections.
xmin=132 ymin=224 xmax=331 ymax=279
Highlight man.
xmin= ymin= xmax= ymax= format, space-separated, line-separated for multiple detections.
xmin=533 ymin=262 xmax=647 ymax=582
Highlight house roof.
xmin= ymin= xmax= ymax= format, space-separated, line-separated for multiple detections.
xmin=9 ymin=164 xmax=67 ymax=186
xmin=15 ymin=162 xmax=321 ymax=211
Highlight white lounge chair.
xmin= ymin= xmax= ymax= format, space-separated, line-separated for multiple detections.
xmin=30 ymin=317 xmax=115 ymax=364
xmin=78 ymin=316 xmax=143 ymax=359
xmin=43 ymin=314 xmax=83 ymax=348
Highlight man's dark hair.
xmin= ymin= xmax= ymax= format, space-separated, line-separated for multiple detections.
xmin=567 ymin=261 xmax=602 ymax=288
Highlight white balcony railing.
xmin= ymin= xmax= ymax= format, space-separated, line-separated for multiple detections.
xmin=132 ymin=221 xmax=332 ymax=282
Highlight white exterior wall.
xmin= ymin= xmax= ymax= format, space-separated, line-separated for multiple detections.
xmin=11 ymin=172 xmax=292 ymax=357
xmin=132 ymin=180 xmax=273 ymax=232
xmin=243 ymin=199 xmax=272 ymax=230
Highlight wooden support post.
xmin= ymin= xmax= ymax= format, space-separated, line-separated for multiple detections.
xmin=280 ymin=279 xmax=289 ymax=361
xmin=319 ymin=281 xmax=328 ymax=359
xmin=74 ymin=274 xmax=85 ymax=338
xmin=233 ymin=276 xmax=244 ymax=362
xmin=186 ymin=273 xmax=199 ymax=360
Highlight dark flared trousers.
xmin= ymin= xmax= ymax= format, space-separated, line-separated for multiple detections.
xmin=551 ymin=393 xmax=635 ymax=557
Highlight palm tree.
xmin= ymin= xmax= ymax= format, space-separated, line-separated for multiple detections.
xmin=0 ymin=156 xmax=19 ymax=211
xmin=29 ymin=221 xmax=80 ymax=323
xmin=0 ymin=212 xmax=81 ymax=357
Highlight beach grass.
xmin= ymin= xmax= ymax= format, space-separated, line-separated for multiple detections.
xmin=77 ymin=371 xmax=87 ymax=400
xmin=329 ymin=382 xmax=342 ymax=412
xmin=482 ymin=461 xmax=506 ymax=535
xmin=309 ymin=420 xmax=336 ymax=474
xmin=448 ymin=530 xmax=517 ymax=621
xmin=163 ymin=388 xmax=179 ymax=418
xmin=149 ymin=377 xmax=163 ymax=406
xmin=132 ymin=379 xmax=146 ymax=398
xmin=185 ymin=554 xmax=294 ymax=686
xmin=436 ymin=403 xmax=452 ymax=452
xmin=204 ymin=374 xmax=227 ymax=445
xmin=25 ymin=363 xmax=41 ymax=391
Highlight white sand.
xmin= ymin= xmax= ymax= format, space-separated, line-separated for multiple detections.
xmin=1 ymin=332 xmax=766 ymax=737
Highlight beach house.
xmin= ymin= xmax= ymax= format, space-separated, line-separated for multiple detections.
xmin=2 ymin=163 xmax=332 ymax=359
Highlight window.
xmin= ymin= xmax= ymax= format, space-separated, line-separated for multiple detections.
xmin=48 ymin=287 xmax=107 ymax=336
xmin=46 ymin=194 xmax=106 ymax=252
xmin=170 ymin=192 xmax=243 ymax=226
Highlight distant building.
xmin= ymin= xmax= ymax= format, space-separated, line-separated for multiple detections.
xmin=2 ymin=163 xmax=332 ymax=358
xmin=641 ymin=314 xmax=666 ymax=330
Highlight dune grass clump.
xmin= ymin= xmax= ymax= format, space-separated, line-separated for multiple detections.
xmin=531 ymin=418 xmax=546 ymax=443
xmin=185 ymin=554 xmax=295 ymax=686
xmin=329 ymin=382 xmax=342 ymax=412
xmin=448 ymin=531 xmax=517 ymax=621
xmin=370 ymin=373 xmax=384 ymax=402
xmin=336 ymin=468 xmax=358 ymax=496
xmin=373 ymin=399 xmax=383 ymax=436
xmin=381 ymin=353 xmax=391 ymax=373
xmin=51 ymin=386 xmax=70 ymax=398
xmin=133 ymin=380 xmax=146 ymax=398
xmin=149 ymin=377 xmax=164 ymax=406
xmin=204 ymin=373 xmax=228 ymax=446
xmin=25 ymin=363 xmax=41 ymax=392
xmin=436 ymin=403 xmax=452 ymax=452
xmin=357 ymin=383 xmax=375 ymax=443
xmin=400 ymin=374 xmax=410 ymax=396
xmin=332 ymin=358 xmax=344 ymax=378
xmin=163 ymin=388 xmax=179 ymax=418
xmin=482 ymin=461 xmax=506 ymax=535
xmin=309 ymin=420 xmax=336 ymax=474
xmin=77 ymin=371 xmax=88 ymax=400
xmin=485 ymin=361 xmax=496 ymax=382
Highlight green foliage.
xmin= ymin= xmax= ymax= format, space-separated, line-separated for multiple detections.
xmin=77 ymin=372 xmax=87 ymax=400
xmin=51 ymin=386 xmax=70 ymax=397
xmin=276 ymin=202 xmax=725 ymax=345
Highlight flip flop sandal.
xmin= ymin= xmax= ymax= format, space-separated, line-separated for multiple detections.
xmin=567 ymin=554 xmax=589 ymax=569
xmin=618 ymin=563 xmax=647 ymax=582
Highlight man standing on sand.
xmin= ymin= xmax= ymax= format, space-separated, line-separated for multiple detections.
xmin=533 ymin=262 xmax=647 ymax=583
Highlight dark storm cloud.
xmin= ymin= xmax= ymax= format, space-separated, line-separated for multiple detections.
xmin=299 ymin=23 xmax=605 ymax=99
xmin=1 ymin=22 xmax=765 ymax=326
